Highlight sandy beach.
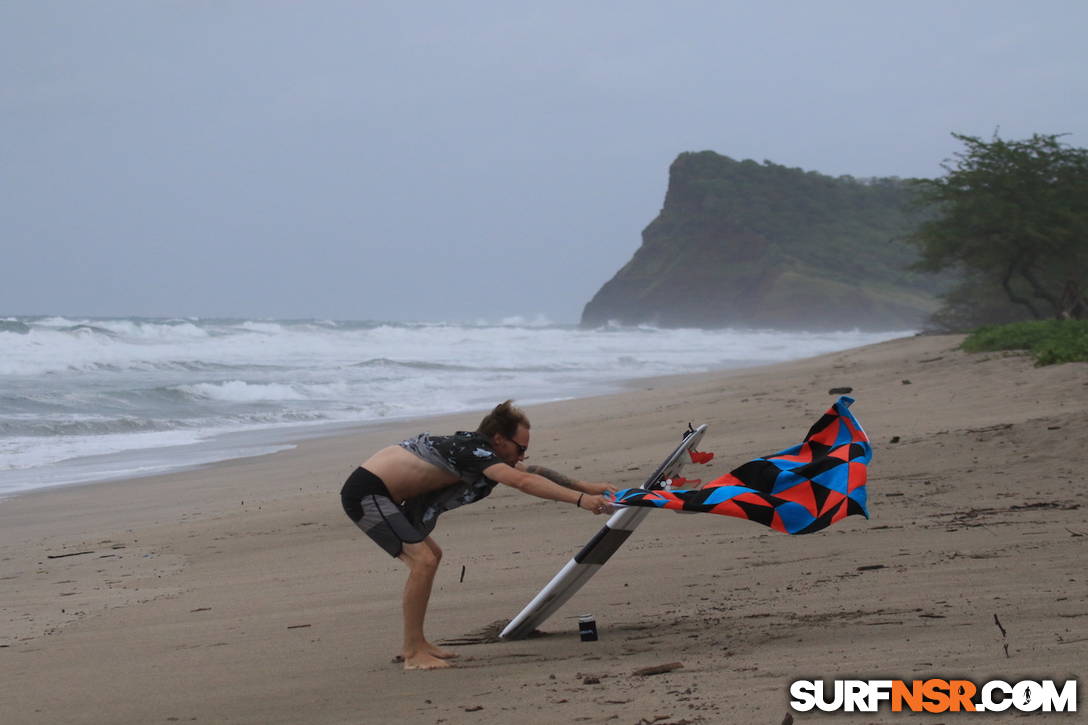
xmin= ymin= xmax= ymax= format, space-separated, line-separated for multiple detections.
xmin=2 ymin=334 xmax=1085 ymax=724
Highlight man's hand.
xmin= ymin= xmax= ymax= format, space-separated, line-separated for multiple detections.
xmin=577 ymin=493 xmax=614 ymax=515
xmin=580 ymin=481 xmax=618 ymax=497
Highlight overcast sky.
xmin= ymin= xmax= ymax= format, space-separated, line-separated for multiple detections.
xmin=3 ymin=1 xmax=1086 ymax=323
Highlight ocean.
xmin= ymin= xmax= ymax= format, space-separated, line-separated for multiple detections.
xmin=0 ymin=316 xmax=908 ymax=498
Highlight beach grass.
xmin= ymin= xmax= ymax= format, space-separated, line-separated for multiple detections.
xmin=962 ymin=319 xmax=1088 ymax=365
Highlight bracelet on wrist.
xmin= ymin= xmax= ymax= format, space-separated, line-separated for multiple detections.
xmin=576 ymin=493 xmax=584 ymax=508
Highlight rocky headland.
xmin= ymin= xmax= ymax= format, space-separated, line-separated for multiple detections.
xmin=582 ymin=151 xmax=942 ymax=330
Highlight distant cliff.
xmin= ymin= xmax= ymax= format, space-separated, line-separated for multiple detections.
xmin=581 ymin=151 xmax=940 ymax=330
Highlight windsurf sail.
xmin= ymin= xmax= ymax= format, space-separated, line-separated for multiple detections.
xmin=611 ymin=396 xmax=871 ymax=534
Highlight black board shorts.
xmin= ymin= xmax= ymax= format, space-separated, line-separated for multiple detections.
xmin=340 ymin=467 xmax=428 ymax=558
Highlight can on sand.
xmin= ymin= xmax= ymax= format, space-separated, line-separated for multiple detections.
xmin=578 ymin=614 xmax=598 ymax=641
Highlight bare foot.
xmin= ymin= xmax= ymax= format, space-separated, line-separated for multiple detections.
xmin=425 ymin=642 xmax=459 ymax=659
xmin=403 ymin=651 xmax=452 ymax=670
xmin=393 ymin=644 xmax=459 ymax=662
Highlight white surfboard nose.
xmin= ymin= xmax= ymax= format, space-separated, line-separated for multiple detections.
xmin=501 ymin=424 xmax=708 ymax=639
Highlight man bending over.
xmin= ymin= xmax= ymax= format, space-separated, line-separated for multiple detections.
xmin=340 ymin=400 xmax=616 ymax=670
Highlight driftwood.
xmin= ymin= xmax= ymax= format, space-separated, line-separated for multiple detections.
xmin=994 ymin=613 xmax=1010 ymax=658
xmin=632 ymin=662 xmax=684 ymax=677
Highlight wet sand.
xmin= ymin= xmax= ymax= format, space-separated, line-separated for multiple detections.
xmin=2 ymin=334 xmax=1085 ymax=724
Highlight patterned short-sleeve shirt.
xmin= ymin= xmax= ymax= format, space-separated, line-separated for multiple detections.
xmin=397 ymin=431 xmax=505 ymax=529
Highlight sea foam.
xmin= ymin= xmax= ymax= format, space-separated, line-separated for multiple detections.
xmin=0 ymin=316 xmax=910 ymax=497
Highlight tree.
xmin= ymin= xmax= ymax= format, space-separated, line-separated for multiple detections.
xmin=908 ymin=133 xmax=1088 ymax=323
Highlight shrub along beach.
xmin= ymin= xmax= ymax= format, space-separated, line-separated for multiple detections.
xmin=962 ymin=320 xmax=1088 ymax=366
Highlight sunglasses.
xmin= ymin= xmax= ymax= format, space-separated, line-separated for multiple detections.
xmin=506 ymin=435 xmax=527 ymax=455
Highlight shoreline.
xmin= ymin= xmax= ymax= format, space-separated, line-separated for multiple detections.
xmin=1 ymin=320 xmax=911 ymax=500
xmin=0 ymin=351 xmax=805 ymax=523
xmin=3 ymin=333 xmax=1086 ymax=724
xmin=0 ymin=334 xmax=901 ymax=504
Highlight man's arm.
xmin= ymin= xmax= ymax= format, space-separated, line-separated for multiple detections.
xmin=524 ymin=464 xmax=579 ymax=489
xmin=484 ymin=463 xmax=611 ymax=513
xmin=523 ymin=464 xmax=617 ymax=496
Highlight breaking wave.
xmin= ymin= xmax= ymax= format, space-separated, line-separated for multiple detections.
xmin=0 ymin=315 xmax=910 ymax=495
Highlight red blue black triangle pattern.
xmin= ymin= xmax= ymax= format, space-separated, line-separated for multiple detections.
xmin=611 ymin=397 xmax=871 ymax=534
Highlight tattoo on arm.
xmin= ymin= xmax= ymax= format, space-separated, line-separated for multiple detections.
xmin=525 ymin=465 xmax=580 ymax=490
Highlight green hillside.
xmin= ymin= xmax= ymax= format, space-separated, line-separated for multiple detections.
xmin=581 ymin=151 xmax=941 ymax=330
